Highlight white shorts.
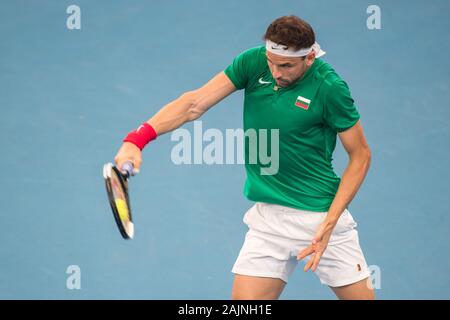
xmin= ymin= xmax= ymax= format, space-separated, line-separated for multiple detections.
xmin=232 ymin=202 xmax=370 ymax=287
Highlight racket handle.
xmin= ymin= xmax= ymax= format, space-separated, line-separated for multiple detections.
xmin=121 ymin=161 xmax=137 ymax=177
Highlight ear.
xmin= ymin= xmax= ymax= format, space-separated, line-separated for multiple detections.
xmin=305 ymin=51 xmax=315 ymax=66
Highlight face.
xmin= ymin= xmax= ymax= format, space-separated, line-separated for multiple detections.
xmin=266 ymin=50 xmax=315 ymax=87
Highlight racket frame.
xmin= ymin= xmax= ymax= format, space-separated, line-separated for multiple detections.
xmin=103 ymin=163 xmax=134 ymax=239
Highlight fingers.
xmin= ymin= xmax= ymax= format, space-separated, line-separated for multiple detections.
xmin=119 ymin=158 xmax=141 ymax=176
xmin=114 ymin=143 xmax=142 ymax=174
xmin=309 ymin=251 xmax=323 ymax=272
xmin=302 ymin=250 xmax=324 ymax=272
xmin=299 ymin=223 xmax=328 ymax=271
xmin=297 ymin=245 xmax=314 ymax=261
xmin=114 ymin=157 xmax=137 ymax=173
xmin=129 ymin=158 xmax=142 ymax=173
xmin=303 ymin=254 xmax=315 ymax=272
xmin=297 ymin=243 xmax=325 ymax=272
xmin=310 ymin=251 xmax=323 ymax=272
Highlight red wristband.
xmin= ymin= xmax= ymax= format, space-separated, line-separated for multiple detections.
xmin=123 ymin=123 xmax=157 ymax=151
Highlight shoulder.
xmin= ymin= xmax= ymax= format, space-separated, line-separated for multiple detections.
xmin=315 ymin=60 xmax=351 ymax=96
xmin=232 ymin=45 xmax=267 ymax=69
xmin=225 ymin=46 xmax=267 ymax=90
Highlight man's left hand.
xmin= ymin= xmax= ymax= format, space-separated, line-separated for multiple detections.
xmin=296 ymin=218 xmax=337 ymax=272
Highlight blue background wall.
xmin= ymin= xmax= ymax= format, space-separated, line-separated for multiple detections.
xmin=0 ymin=0 xmax=449 ymax=299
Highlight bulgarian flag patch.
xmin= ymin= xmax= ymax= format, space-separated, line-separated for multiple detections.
xmin=295 ymin=96 xmax=311 ymax=110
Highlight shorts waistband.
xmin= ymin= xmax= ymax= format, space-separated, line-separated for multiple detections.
xmin=257 ymin=202 xmax=328 ymax=215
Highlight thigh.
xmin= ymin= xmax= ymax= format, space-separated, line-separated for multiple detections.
xmin=330 ymin=277 xmax=375 ymax=300
xmin=232 ymin=274 xmax=286 ymax=300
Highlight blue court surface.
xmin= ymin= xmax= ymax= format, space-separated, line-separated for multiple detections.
xmin=1 ymin=0 xmax=449 ymax=299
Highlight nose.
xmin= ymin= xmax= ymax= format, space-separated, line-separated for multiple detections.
xmin=271 ymin=66 xmax=282 ymax=79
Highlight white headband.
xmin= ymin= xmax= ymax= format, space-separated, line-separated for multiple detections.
xmin=265 ymin=40 xmax=326 ymax=58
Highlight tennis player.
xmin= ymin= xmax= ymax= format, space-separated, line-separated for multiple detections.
xmin=115 ymin=15 xmax=375 ymax=300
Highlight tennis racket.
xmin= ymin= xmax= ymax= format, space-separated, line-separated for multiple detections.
xmin=103 ymin=161 xmax=136 ymax=239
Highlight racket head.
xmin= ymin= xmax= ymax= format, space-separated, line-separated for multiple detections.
xmin=103 ymin=162 xmax=134 ymax=239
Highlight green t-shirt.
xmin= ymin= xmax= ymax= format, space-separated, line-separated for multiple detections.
xmin=224 ymin=46 xmax=360 ymax=212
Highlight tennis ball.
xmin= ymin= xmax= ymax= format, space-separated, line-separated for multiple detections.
xmin=115 ymin=199 xmax=129 ymax=222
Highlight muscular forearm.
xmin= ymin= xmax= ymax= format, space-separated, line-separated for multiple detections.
xmin=145 ymin=72 xmax=235 ymax=137
xmin=146 ymin=91 xmax=201 ymax=136
xmin=326 ymin=149 xmax=371 ymax=224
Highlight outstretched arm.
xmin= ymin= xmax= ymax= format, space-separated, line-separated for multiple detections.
xmin=148 ymin=71 xmax=236 ymax=135
xmin=115 ymin=71 xmax=236 ymax=171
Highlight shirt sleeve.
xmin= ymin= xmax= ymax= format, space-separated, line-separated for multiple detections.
xmin=323 ymin=79 xmax=360 ymax=132
xmin=224 ymin=47 xmax=263 ymax=90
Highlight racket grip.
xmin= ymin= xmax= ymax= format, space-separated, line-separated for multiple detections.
xmin=121 ymin=161 xmax=137 ymax=177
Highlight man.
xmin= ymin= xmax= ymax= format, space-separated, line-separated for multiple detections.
xmin=114 ymin=15 xmax=374 ymax=300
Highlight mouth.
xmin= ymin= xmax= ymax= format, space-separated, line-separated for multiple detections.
xmin=276 ymin=79 xmax=289 ymax=86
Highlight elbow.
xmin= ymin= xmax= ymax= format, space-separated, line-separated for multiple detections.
xmin=180 ymin=90 xmax=203 ymax=121
xmin=366 ymin=148 xmax=372 ymax=168
xmin=350 ymin=146 xmax=371 ymax=168
xmin=188 ymin=108 xmax=203 ymax=121
xmin=361 ymin=146 xmax=372 ymax=169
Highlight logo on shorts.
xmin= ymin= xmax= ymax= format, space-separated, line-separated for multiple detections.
xmin=357 ymin=264 xmax=362 ymax=272
xmin=295 ymin=96 xmax=311 ymax=110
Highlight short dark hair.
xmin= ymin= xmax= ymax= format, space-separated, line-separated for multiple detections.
xmin=263 ymin=15 xmax=315 ymax=51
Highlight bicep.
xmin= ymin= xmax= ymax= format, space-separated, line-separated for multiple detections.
xmin=338 ymin=120 xmax=370 ymax=156
xmin=190 ymin=71 xmax=237 ymax=115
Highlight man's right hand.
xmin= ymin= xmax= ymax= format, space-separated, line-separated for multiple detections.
xmin=114 ymin=142 xmax=142 ymax=174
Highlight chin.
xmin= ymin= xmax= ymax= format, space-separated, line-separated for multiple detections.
xmin=276 ymin=80 xmax=289 ymax=87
